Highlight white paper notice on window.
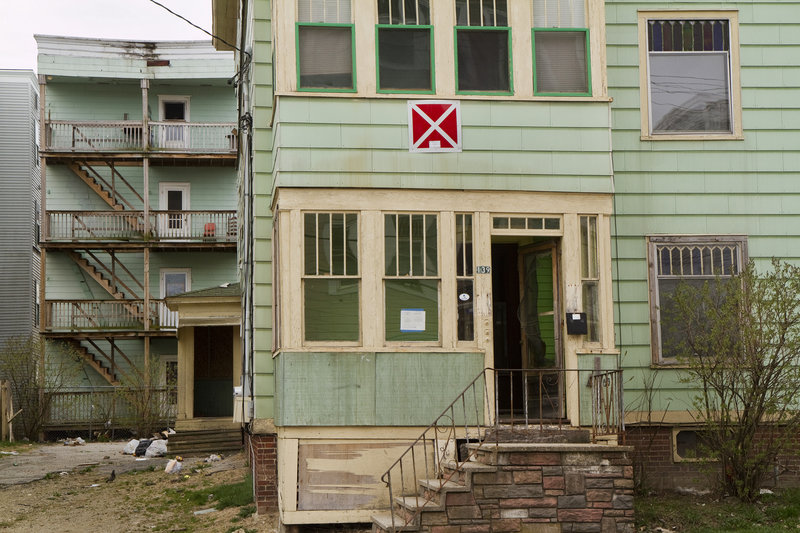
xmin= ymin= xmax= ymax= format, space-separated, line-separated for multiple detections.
xmin=400 ymin=308 xmax=426 ymax=332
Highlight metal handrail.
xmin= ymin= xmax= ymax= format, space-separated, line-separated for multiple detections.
xmin=379 ymin=367 xmax=625 ymax=532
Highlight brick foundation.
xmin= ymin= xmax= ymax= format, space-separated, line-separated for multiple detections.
xmin=246 ymin=431 xmax=278 ymax=513
xmin=626 ymin=426 xmax=800 ymax=492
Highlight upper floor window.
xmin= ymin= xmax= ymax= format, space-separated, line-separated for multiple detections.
xmin=532 ymin=0 xmax=590 ymax=95
xmin=640 ymin=12 xmax=741 ymax=138
xmin=303 ymin=212 xmax=360 ymax=342
xmin=647 ymin=235 xmax=747 ymax=364
xmin=297 ymin=0 xmax=356 ymax=91
xmin=455 ymin=0 xmax=512 ymax=94
xmin=376 ymin=0 xmax=434 ymax=93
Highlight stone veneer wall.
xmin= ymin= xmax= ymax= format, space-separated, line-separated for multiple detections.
xmin=246 ymin=432 xmax=278 ymax=514
xmin=453 ymin=444 xmax=635 ymax=533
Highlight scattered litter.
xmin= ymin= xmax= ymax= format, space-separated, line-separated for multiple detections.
xmin=135 ymin=457 xmax=148 ymax=462
xmin=89 ymin=483 xmax=101 ymax=488
xmin=165 ymin=458 xmax=183 ymax=474
xmin=193 ymin=508 xmax=217 ymax=516
xmin=63 ymin=437 xmax=85 ymax=446
xmin=59 ymin=472 xmax=68 ymax=476
xmin=205 ymin=454 xmax=222 ymax=463
xmin=0 ymin=451 xmax=19 ymax=456
xmin=166 ymin=427 xmax=176 ymax=435
xmin=760 ymin=488 xmax=774 ymax=495
xmin=122 ymin=439 xmax=140 ymax=455
xmin=675 ymin=486 xmax=711 ymax=497
xmin=145 ymin=439 xmax=167 ymax=458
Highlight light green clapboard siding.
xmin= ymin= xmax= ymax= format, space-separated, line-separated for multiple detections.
xmin=250 ymin=0 xmax=277 ymax=421
xmin=45 ymin=82 xmax=236 ymax=123
xmin=606 ymin=0 xmax=800 ymax=413
xmin=275 ymin=352 xmax=485 ymax=426
xmin=271 ymin=98 xmax=613 ymax=194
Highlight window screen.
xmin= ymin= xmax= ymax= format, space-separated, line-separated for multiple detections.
xmin=297 ymin=0 xmax=355 ymax=90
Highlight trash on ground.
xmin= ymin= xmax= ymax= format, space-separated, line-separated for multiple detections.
xmin=134 ymin=439 xmax=152 ymax=457
xmin=193 ymin=508 xmax=217 ymax=516
xmin=145 ymin=439 xmax=167 ymax=458
xmin=205 ymin=454 xmax=222 ymax=463
xmin=164 ymin=458 xmax=183 ymax=474
xmin=760 ymin=488 xmax=774 ymax=495
xmin=0 ymin=451 xmax=19 ymax=455
xmin=122 ymin=439 xmax=140 ymax=455
xmin=89 ymin=483 xmax=100 ymax=488
xmin=135 ymin=457 xmax=148 ymax=461
xmin=63 ymin=437 xmax=85 ymax=446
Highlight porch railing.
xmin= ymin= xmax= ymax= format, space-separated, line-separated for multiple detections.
xmin=44 ymin=386 xmax=177 ymax=430
xmin=44 ymin=299 xmax=176 ymax=331
xmin=45 ymin=120 xmax=237 ymax=153
xmin=46 ymin=210 xmax=237 ymax=242
xmin=380 ymin=367 xmax=624 ymax=533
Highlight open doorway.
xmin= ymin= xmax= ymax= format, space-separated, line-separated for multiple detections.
xmin=193 ymin=326 xmax=234 ymax=418
xmin=492 ymin=238 xmax=564 ymax=422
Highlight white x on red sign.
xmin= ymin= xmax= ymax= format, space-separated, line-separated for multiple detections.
xmin=408 ymin=100 xmax=462 ymax=153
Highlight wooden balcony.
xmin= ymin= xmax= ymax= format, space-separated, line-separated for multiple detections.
xmin=45 ymin=120 xmax=237 ymax=154
xmin=45 ymin=387 xmax=177 ymax=430
xmin=44 ymin=299 xmax=178 ymax=332
xmin=45 ymin=210 xmax=237 ymax=245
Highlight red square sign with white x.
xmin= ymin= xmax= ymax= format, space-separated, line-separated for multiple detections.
xmin=408 ymin=100 xmax=462 ymax=153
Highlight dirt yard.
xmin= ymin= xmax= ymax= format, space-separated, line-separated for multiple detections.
xmin=0 ymin=441 xmax=277 ymax=532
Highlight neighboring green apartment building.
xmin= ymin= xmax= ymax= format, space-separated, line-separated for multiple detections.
xmin=36 ymin=36 xmax=240 ymax=433
xmin=606 ymin=1 xmax=800 ymax=488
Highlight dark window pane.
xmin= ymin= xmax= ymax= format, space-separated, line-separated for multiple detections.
xmin=332 ymin=213 xmax=344 ymax=275
xmin=378 ymin=27 xmax=432 ymax=91
xmin=411 ymin=214 xmax=424 ymax=276
xmin=425 ymin=214 xmax=438 ymax=275
xmin=345 ymin=213 xmax=358 ymax=275
xmin=378 ymin=0 xmax=390 ymax=23
xmin=457 ymin=29 xmax=510 ymax=92
xmin=535 ymin=31 xmax=588 ymax=94
xmin=305 ymin=279 xmax=360 ymax=341
xmin=298 ymin=25 xmax=354 ymax=89
xmin=544 ymin=218 xmax=560 ymax=229
xmin=317 ymin=213 xmax=331 ymax=275
xmin=385 ymin=214 xmax=397 ymax=275
xmin=304 ymin=213 xmax=316 ymax=275
xmin=457 ymin=279 xmax=474 ymax=341
xmin=163 ymin=102 xmax=185 ymax=120
xmin=398 ymin=214 xmax=411 ymax=275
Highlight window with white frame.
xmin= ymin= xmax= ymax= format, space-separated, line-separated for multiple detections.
xmin=384 ymin=213 xmax=439 ymax=342
xmin=580 ymin=216 xmax=599 ymax=342
xmin=532 ymin=0 xmax=590 ymax=95
xmin=376 ymin=0 xmax=434 ymax=92
xmin=296 ymin=0 xmax=356 ymax=91
xmin=303 ymin=212 xmax=360 ymax=342
xmin=648 ymin=236 xmax=746 ymax=363
xmin=455 ymin=213 xmax=474 ymax=341
xmin=643 ymin=15 xmax=737 ymax=135
xmin=455 ymin=0 xmax=511 ymax=93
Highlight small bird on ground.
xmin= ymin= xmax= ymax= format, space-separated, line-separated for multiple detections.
xmin=106 ymin=469 xmax=116 ymax=482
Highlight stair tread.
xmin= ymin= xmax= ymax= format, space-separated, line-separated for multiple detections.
xmin=372 ymin=512 xmax=419 ymax=532
xmin=395 ymin=495 xmax=443 ymax=512
xmin=442 ymin=460 xmax=496 ymax=472
xmin=419 ymin=479 xmax=466 ymax=492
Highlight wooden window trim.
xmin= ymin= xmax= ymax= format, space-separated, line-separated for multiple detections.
xmin=638 ymin=10 xmax=743 ymax=140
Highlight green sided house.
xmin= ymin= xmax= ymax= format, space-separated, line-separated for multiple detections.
xmin=214 ymin=0 xmax=633 ymax=527
xmin=36 ymin=36 xmax=241 ymax=437
xmin=606 ymin=1 xmax=800 ymax=489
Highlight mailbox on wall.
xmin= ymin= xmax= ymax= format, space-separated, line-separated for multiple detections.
xmin=566 ymin=312 xmax=587 ymax=335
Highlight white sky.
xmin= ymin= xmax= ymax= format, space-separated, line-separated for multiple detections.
xmin=0 ymin=0 xmax=213 ymax=73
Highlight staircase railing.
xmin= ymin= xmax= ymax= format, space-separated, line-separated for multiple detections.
xmin=379 ymin=367 xmax=624 ymax=532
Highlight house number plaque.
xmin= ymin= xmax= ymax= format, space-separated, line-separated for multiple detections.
xmin=476 ymin=266 xmax=491 ymax=274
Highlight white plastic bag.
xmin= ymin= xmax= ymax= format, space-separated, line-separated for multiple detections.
xmin=145 ymin=439 xmax=168 ymax=457
xmin=122 ymin=439 xmax=140 ymax=455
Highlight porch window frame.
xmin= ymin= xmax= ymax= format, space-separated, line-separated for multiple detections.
xmin=301 ymin=211 xmax=362 ymax=345
xmin=532 ymin=28 xmax=592 ymax=96
xmin=295 ymin=22 xmax=357 ymax=93
xmin=375 ymin=24 xmax=436 ymax=94
xmin=383 ymin=212 xmax=442 ymax=345
xmin=646 ymin=234 xmax=748 ymax=365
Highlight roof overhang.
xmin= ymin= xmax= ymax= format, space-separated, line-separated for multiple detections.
xmin=212 ymin=0 xmax=238 ymax=52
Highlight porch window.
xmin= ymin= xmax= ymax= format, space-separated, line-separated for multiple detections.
xmin=532 ymin=0 xmax=590 ymax=95
xmin=579 ymin=216 xmax=599 ymax=342
xmin=455 ymin=0 xmax=512 ymax=94
xmin=648 ymin=236 xmax=746 ymax=363
xmin=376 ymin=0 xmax=434 ymax=92
xmin=384 ymin=213 xmax=439 ymax=342
xmin=456 ymin=213 xmax=474 ymax=341
xmin=303 ymin=212 xmax=360 ymax=342
xmin=296 ymin=0 xmax=356 ymax=91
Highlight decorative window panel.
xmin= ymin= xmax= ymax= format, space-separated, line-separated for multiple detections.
xmin=303 ymin=212 xmax=360 ymax=342
xmin=455 ymin=0 xmax=508 ymax=26
xmin=492 ymin=216 xmax=561 ymax=231
xmin=297 ymin=0 xmax=355 ymax=91
xmin=455 ymin=214 xmax=475 ymax=342
xmin=532 ymin=0 xmax=585 ymax=28
xmin=384 ymin=213 xmax=439 ymax=342
xmin=646 ymin=19 xmax=733 ymax=134
xmin=378 ymin=0 xmax=430 ymax=25
xmin=648 ymin=236 xmax=746 ymax=363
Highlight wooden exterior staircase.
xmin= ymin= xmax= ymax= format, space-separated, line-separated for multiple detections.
xmin=67 ymin=162 xmax=125 ymax=211
xmin=67 ymin=250 xmax=129 ymax=300
xmin=66 ymin=339 xmax=120 ymax=385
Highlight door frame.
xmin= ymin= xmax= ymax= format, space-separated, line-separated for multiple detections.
xmin=158 ymin=182 xmax=191 ymax=239
xmin=517 ymin=241 xmax=562 ymax=371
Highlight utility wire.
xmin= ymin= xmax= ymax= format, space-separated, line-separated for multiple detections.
xmin=145 ymin=0 xmax=250 ymax=59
